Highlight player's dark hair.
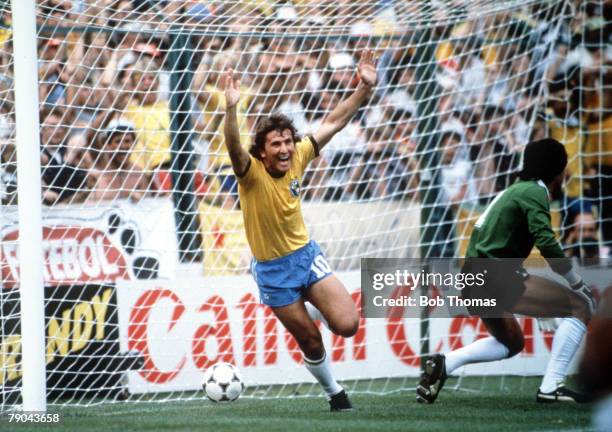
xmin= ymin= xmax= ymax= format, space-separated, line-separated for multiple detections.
xmin=250 ymin=113 xmax=300 ymax=160
xmin=519 ymin=138 xmax=567 ymax=184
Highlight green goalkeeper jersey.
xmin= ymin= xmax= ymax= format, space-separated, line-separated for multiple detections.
xmin=466 ymin=180 xmax=572 ymax=274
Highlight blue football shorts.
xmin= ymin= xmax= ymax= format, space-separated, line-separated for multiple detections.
xmin=251 ymin=240 xmax=333 ymax=308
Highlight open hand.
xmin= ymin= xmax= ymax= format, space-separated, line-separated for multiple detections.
xmin=357 ymin=50 xmax=377 ymax=88
xmin=223 ymin=68 xmax=241 ymax=108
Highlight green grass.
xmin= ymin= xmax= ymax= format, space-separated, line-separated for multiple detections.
xmin=6 ymin=377 xmax=593 ymax=432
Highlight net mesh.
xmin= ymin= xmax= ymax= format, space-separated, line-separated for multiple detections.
xmin=0 ymin=0 xmax=610 ymax=409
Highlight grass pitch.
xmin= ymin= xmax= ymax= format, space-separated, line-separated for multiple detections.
xmin=10 ymin=377 xmax=592 ymax=432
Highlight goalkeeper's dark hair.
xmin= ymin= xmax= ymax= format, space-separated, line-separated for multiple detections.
xmin=250 ymin=113 xmax=301 ymax=160
xmin=518 ymin=138 xmax=567 ymax=184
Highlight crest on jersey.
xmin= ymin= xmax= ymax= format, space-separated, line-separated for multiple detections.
xmin=289 ymin=179 xmax=300 ymax=197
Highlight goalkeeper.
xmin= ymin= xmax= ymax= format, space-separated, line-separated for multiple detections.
xmin=222 ymin=51 xmax=377 ymax=411
xmin=417 ymin=138 xmax=597 ymax=404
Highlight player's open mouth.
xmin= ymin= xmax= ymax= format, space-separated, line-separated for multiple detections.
xmin=278 ymin=155 xmax=291 ymax=168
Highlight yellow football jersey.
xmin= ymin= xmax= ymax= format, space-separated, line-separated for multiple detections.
xmin=238 ymin=136 xmax=318 ymax=261
xmin=125 ymin=101 xmax=172 ymax=171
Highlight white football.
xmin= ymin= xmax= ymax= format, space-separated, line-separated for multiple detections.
xmin=202 ymin=362 xmax=245 ymax=403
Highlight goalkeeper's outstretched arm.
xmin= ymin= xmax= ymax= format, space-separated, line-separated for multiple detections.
xmin=313 ymin=50 xmax=377 ymax=149
xmin=223 ymin=68 xmax=250 ymax=177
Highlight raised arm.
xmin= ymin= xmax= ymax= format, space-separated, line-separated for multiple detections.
xmin=223 ymin=69 xmax=251 ymax=177
xmin=314 ymin=50 xmax=377 ymax=149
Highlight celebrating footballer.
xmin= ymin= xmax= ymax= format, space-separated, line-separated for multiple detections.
xmin=223 ymin=50 xmax=378 ymax=411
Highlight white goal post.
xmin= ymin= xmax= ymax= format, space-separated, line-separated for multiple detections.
xmin=10 ymin=0 xmax=46 ymax=413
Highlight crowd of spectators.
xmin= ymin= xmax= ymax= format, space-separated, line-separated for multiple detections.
xmin=0 ymin=0 xmax=609 ymax=259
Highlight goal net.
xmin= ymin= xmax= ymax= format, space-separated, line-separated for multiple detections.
xmin=0 ymin=0 xmax=610 ymax=409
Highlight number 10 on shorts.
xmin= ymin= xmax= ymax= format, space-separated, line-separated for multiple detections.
xmin=311 ymin=255 xmax=331 ymax=278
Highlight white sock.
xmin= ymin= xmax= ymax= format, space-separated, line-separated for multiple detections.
xmin=304 ymin=352 xmax=342 ymax=397
xmin=539 ymin=317 xmax=587 ymax=393
xmin=305 ymin=302 xmax=329 ymax=329
xmin=445 ymin=337 xmax=510 ymax=375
